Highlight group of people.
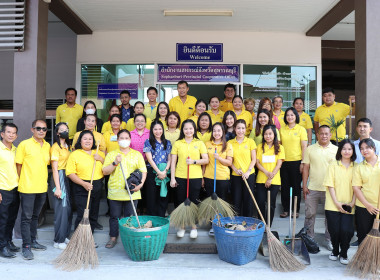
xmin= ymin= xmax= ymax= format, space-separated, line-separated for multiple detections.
xmin=0 ymin=82 xmax=378 ymax=267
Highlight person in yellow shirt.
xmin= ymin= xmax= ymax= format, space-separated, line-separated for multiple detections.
xmin=55 ymin=88 xmax=83 ymax=140
xmin=232 ymin=96 xmax=253 ymax=136
xmin=302 ymin=125 xmax=338 ymax=248
xmin=154 ymin=102 xmax=170 ymax=130
xmin=103 ymin=129 xmax=147 ymax=248
xmin=15 ymin=120 xmax=50 ymax=260
xmin=72 ymin=114 xmax=106 ymax=152
xmin=66 ymin=130 xmax=105 ymax=234
xmin=197 ymin=112 xmax=212 ymax=143
xmin=207 ymin=96 xmax=224 ymax=124
xmin=279 ymin=107 xmax=307 ymax=218
xmin=188 ymin=99 xmax=207 ymax=127
xmin=244 ymin=98 xmax=256 ymax=119
xmin=0 ymin=123 xmax=19 ymax=258
xmin=313 ymin=87 xmax=354 ymax=144
xmin=165 ymin=111 xmax=181 ymax=145
xmin=352 ymin=138 xmax=380 ymax=245
xmin=324 ymin=139 xmax=356 ymax=264
xmin=256 ymin=125 xmax=285 ymax=226
xmin=101 ymin=105 xmax=127 ymax=134
xmin=143 ymin=86 xmax=159 ymax=120
xmin=104 ymin=114 xmax=122 ymax=154
xmin=228 ymin=119 xmax=257 ymax=217
xmin=50 ymin=122 xmax=71 ymax=250
xmin=169 ymin=80 xmax=197 ymax=124
xmin=126 ymin=101 xmax=152 ymax=131
xmin=249 ymin=109 xmax=281 ymax=146
xmin=171 ymin=119 xmax=209 ymax=239
xmin=220 ymin=83 xmax=240 ymax=112
xmin=293 ymin=97 xmax=313 ymax=145
xmin=272 ymin=96 xmax=286 ymax=129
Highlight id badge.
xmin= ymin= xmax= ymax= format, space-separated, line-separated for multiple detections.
xmin=110 ymin=135 xmax=117 ymax=142
xmin=262 ymin=155 xmax=275 ymax=163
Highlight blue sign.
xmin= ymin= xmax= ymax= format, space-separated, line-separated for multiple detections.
xmin=176 ymin=43 xmax=223 ymax=62
xmin=97 ymin=83 xmax=138 ymax=99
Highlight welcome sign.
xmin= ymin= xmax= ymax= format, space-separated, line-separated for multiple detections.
xmin=176 ymin=43 xmax=223 ymax=62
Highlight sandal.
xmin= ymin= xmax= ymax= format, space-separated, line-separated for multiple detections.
xmin=280 ymin=212 xmax=289 ymax=218
xmin=105 ymin=239 xmax=117 ymax=249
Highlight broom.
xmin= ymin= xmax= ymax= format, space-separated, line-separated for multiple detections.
xmin=54 ymin=143 xmax=100 ymax=271
xmin=198 ymin=148 xmax=235 ymax=224
xmin=170 ymin=157 xmax=198 ymax=229
xmin=242 ymin=177 xmax=305 ymax=272
xmin=347 ymin=190 xmax=380 ymax=279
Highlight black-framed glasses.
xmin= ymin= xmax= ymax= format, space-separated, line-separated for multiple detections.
xmin=33 ymin=127 xmax=47 ymax=132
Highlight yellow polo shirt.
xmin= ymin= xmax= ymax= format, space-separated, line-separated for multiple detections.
xmin=302 ymin=143 xmax=338 ymax=191
xmin=324 ymin=160 xmax=355 ymax=213
xmin=228 ymin=137 xmax=257 ymax=176
xmin=234 ymin=109 xmax=253 ymax=136
xmin=280 ymin=124 xmax=308 ymax=161
xmin=188 ymin=115 xmax=199 ymax=126
xmin=314 ymin=102 xmax=350 ymax=141
xmin=66 ymin=149 xmax=105 ymax=181
xmin=50 ymin=142 xmax=70 ymax=170
xmin=0 ymin=142 xmax=18 ymax=191
xmin=171 ymin=138 xmax=207 ymax=179
xmin=298 ymin=112 xmax=313 ymax=130
xmin=126 ymin=117 xmax=152 ymax=132
xmin=206 ymin=110 xmax=224 ymax=124
xmin=103 ymin=131 xmax=120 ymax=153
xmin=274 ymin=110 xmax=285 ymax=128
xmin=15 ymin=137 xmax=50 ymax=194
xmin=249 ymin=128 xmax=281 ymax=146
xmin=352 ymin=159 xmax=380 ymax=208
xmin=204 ymin=141 xmax=233 ymax=180
xmin=157 ymin=118 xmax=168 ymax=130
xmin=256 ymin=143 xmax=285 ymax=185
xmin=104 ymin=149 xmax=147 ymax=201
xmin=197 ymin=131 xmax=212 ymax=143
xmin=56 ymin=103 xmax=84 ymax=139
xmin=165 ymin=128 xmax=180 ymax=145
xmin=169 ymin=95 xmax=197 ymax=124
xmin=143 ymin=102 xmax=158 ymax=120
xmin=220 ymin=99 xmax=233 ymax=112
xmin=72 ymin=130 xmax=106 ymax=152
xmin=101 ymin=121 xmax=127 ymax=134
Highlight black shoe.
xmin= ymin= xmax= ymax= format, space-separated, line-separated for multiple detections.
xmin=31 ymin=241 xmax=47 ymax=251
xmin=351 ymin=240 xmax=359 ymax=246
xmin=94 ymin=222 xmax=103 ymax=230
xmin=7 ymin=241 xmax=20 ymax=252
xmin=0 ymin=247 xmax=16 ymax=258
xmin=22 ymin=246 xmax=34 ymax=260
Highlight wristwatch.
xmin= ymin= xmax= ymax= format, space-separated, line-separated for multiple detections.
xmin=193 ymin=160 xmax=196 ymax=165
xmin=112 ymin=161 xmax=118 ymax=166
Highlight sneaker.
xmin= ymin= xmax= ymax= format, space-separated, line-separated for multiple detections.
xmin=339 ymin=256 xmax=349 ymax=265
xmin=7 ymin=241 xmax=20 ymax=252
xmin=94 ymin=222 xmax=103 ymax=230
xmin=329 ymin=253 xmax=338 ymax=261
xmin=64 ymin=238 xmax=70 ymax=244
xmin=54 ymin=242 xmax=67 ymax=250
xmin=0 ymin=247 xmax=16 ymax=258
xmin=350 ymin=240 xmax=359 ymax=247
xmin=326 ymin=240 xmax=333 ymax=251
xmin=22 ymin=246 xmax=34 ymax=260
xmin=190 ymin=229 xmax=198 ymax=239
xmin=31 ymin=241 xmax=47 ymax=251
xmin=177 ymin=229 xmax=185 ymax=238
xmin=209 ymin=228 xmax=214 ymax=236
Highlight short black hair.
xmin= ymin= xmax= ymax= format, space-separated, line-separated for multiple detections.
xmin=65 ymin=87 xmax=77 ymax=96
xmin=318 ymin=125 xmax=331 ymax=132
xmin=293 ymin=97 xmax=304 ymax=106
xmin=110 ymin=114 xmax=122 ymax=123
xmin=357 ymin=117 xmax=372 ymax=127
xmin=75 ymin=130 xmax=96 ymax=150
xmin=1 ymin=123 xmax=18 ymax=133
xmin=166 ymin=111 xmax=181 ymax=129
xmin=224 ymin=83 xmax=236 ymax=92
xmin=32 ymin=119 xmax=46 ymax=128
xmin=117 ymin=129 xmax=131 ymax=139
xmin=232 ymin=95 xmax=243 ymax=103
xmin=147 ymin=86 xmax=158 ymax=94
xmin=322 ymin=87 xmax=335 ymax=95
xmin=197 ymin=112 xmax=212 ymax=133
xmin=177 ymin=80 xmax=189 ymax=87
xmin=84 ymin=114 xmax=96 ymax=121
xmin=120 ymin=90 xmax=131 ymax=97
xmin=134 ymin=101 xmax=144 ymax=109
xmin=284 ymin=107 xmax=300 ymax=125
xmin=134 ymin=113 xmax=146 ymax=123
xmin=209 ymin=96 xmax=220 ymax=104
xmin=336 ymin=139 xmax=356 ymax=161
xmin=359 ymin=138 xmax=376 ymax=153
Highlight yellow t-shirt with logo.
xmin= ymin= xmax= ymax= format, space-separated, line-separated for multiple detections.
xmin=188 ymin=115 xmax=199 ymax=126
xmin=204 ymin=141 xmax=233 ymax=180
xmin=256 ymin=143 xmax=285 ymax=185
xmin=169 ymin=95 xmax=197 ymax=124
xmin=280 ymin=124 xmax=308 ymax=161
xmin=298 ymin=112 xmax=313 ymax=130
xmin=143 ymin=102 xmax=158 ymax=121
xmin=165 ymin=128 xmax=180 ymax=145
xmin=66 ymin=149 xmax=105 ymax=181
xmin=206 ymin=110 xmax=224 ymax=124
xmin=101 ymin=121 xmax=127 ymax=134
xmin=234 ymin=109 xmax=253 ymax=136
xmin=274 ymin=110 xmax=285 ymax=128
xmin=103 ymin=131 xmax=120 ymax=153
xmin=0 ymin=142 xmax=18 ymax=191
xmin=197 ymin=131 xmax=212 ymax=143
xmin=228 ymin=137 xmax=257 ymax=176
xmin=50 ymin=142 xmax=70 ymax=170
xmin=56 ymin=103 xmax=84 ymax=139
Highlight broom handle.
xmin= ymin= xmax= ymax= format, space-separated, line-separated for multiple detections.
xmin=187 ymin=156 xmax=190 ymax=198
xmin=289 ymin=187 xmax=293 ymax=238
xmin=292 ymin=196 xmax=297 ymax=253
xmin=267 ymin=190 xmax=270 ymax=227
xmin=372 ymin=189 xmax=380 ymax=229
xmin=213 ymin=148 xmax=217 ymax=193
xmin=120 ymin=162 xmax=141 ymax=229
xmin=242 ymin=177 xmax=267 ymax=226
xmin=85 ymin=143 xmax=99 ymax=210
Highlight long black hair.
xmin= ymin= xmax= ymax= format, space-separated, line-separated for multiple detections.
xmin=210 ymin=122 xmax=227 ymax=153
xmin=81 ymin=100 xmax=98 ymax=119
xmin=155 ymin=101 xmax=170 ymax=121
xmin=74 ymin=130 xmax=96 ymax=150
xmin=255 ymin=109 xmax=274 ymax=137
xmin=262 ymin=125 xmax=280 ymax=155
xmin=336 ymin=139 xmax=357 ymax=161
xmin=178 ymin=119 xmax=198 ymax=140
xmin=149 ymin=120 xmax=168 ymax=150
xmin=284 ymin=107 xmax=300 ymax=125
xmin=53 ymin=122 xmax=70 ymax=149
xmin=197 ymin=112 xmax=212 ymax=133
xmin=222 ymin=110 xmax=237 ymax=131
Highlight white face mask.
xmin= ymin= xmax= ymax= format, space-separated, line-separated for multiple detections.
xmin=86 ymin=109 xmax=95 ymax=115
xmin=118 ymin=139 xmax=131 ymax=148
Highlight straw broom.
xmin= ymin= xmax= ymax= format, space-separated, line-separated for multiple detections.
xmin=242 ymin=177 xmax=305 ymax=272
xmin=198 ymin=148 xmax=235 ymax=224
xmin=54 ymin=143 xmax=100 ymax=271
xmin=170 ymin=157 xmax=198 ymax=228
xmin=347 ymin=191 xmax=380 ymax=279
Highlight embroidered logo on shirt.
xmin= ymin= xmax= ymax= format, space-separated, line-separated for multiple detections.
xmin=194 ymin=146 xmax=198 ymax=149
xmin=245 ymin=145 xmax=248 ymax=149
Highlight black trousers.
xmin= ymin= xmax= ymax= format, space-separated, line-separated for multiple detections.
xmin=325 ymin=210 xmax=354 ymax=258
xmin=0 ymin=188 xmax=20 ymax=249
xmin=73 ymin=179 xmax=102 ymax=233
xmin=175 ymin=177 xmax=202 ymax=205
xmin=145 ymin=167 xmax=168 ymax=217
xmin=109 ymin=199 xmax=138 ymax=238
xmin=355 ymin=206 xmax=378 ymax=245
xmin=256 ymin=183 xmax=280 ymax=226
xmin=230 ymin=174 xmax=256 ymax=217
xmin=204 ymin=178 xmax=230 ymax=201
xmin=20 ymin=192 xmax=47 ymax=247
xmin=280 ymin=161 xmax=302 ymax=213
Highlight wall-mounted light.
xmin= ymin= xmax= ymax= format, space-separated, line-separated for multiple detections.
xmin=163 ymin=10 xmax=233 ymax=17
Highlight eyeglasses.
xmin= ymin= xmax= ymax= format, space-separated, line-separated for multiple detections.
xmin=33 ymin=127 xmax=47 ymax=132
